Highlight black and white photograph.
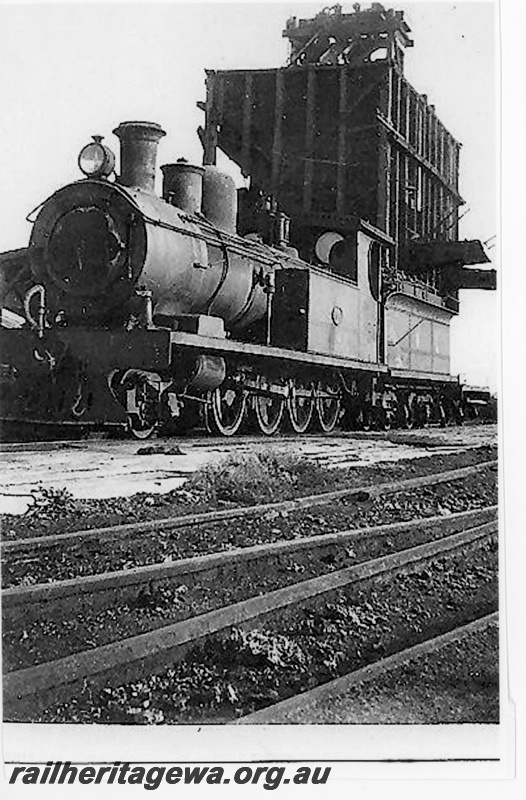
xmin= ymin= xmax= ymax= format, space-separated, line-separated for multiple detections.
xmin=0 ymin=0 xmax=518 ymax=793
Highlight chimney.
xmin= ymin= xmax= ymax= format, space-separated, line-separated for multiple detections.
xmin=113 ymin=121 xmax=166 ymax=193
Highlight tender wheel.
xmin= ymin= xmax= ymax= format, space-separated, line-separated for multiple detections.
xmin=253 ymin=379 xmax=285 ymax=435
xmin=205 ymin=383 xmax=246 ymax=436
xmin=287 ymin=379 xmax=315 ymax=433
xmin=315 ymin=382 xmax=341 ymax=433
xmin=405 ymin=396 xmax=419 ymax=429
xmin=395 ymin=399 xmax=410 ymax=429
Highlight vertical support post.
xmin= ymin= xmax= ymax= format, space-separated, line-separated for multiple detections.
xmin=437 ymin=122 xmax=443 ymax=174
xmin=241 ymin=73 xmax=253 ymax=173
xmin=417 ymin=100 xmax=424 ymax=157
xmin=435 ymin=181 xmax=444 ymax=238
xmin=336 ymin=66 xmax=348 ymax=215
xmin=376 ymin=128 xmax=390 ymax=233
xmin=429 ymin=108 xmax=437 ymax=167
xmin=394 ymin=148 xmax=402 ymax=269
xmin=203 ymin=71 xmax=217 ymax=166
xmin=271 ymin=71 xmax=285 ymax=197
xmin=395 ymin=73 xmax=402 ymax=133
xmin=303 ymin=67 xmax=316 ymax=214
xmin=405 ymin=83 xmax=410 ymax=143
xmin=393 ymin=72 xmax=402 ymax=253
xmin=387 ymin=66 xmax=394 ymax=125
xmin=424 ymin=105 xmax=430 ymax=162
xmin=381 ymin=65 xmax=393 ymax=234
xmin=377 ymin=68 xmax=391 ymax=235
xmin=423 ymin=171 xmax=430 ymax=238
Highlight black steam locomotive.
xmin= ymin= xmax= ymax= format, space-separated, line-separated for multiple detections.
xmin=0 ymin=4 xmax=495 ymax=438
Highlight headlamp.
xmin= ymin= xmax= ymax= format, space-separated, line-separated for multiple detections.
xmin=78 ymin=135 xmax=115 ymax=178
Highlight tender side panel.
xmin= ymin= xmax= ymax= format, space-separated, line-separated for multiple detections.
xmin=384 ymin=294 xmax=453 ymax=374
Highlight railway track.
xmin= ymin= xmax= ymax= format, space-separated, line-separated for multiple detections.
xmin=0 ymin=419 xmax=495 ymax=450
xmin=237 ymin=612 xmax=499 ymax=724
xmin=2 ymin=506 xmax=497 ymax=614
xmin=2 ymin=450 xmax=498 ymax=722
xmin=3 ymin=510 xmax=497 ymax=721
xmin=1 ymin=459 xmax=498 ymax=556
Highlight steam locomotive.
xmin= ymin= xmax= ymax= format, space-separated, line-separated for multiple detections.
xmin=0 ymin=5 xmax=495 ymax=438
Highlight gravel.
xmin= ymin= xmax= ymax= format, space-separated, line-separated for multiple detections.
xmin=31 ymin=537 xmax=498 ymax=725
xmin=247 ymin=622 xmax=499 ymax=724
xmin=2 ymin=465 xmax=497 ymax=588
xmin=3 ymin=506 xmax=494 ymax=671
xmin=317 ymin=623 xmax=499 ymax=724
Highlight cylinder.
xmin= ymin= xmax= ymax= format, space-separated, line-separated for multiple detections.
xmin=113 ymin=121 xmax=166 ymax=193
xmin=187 ymin=355 xmax=226 ymax=392
xmin=201 ymin=166 xmax=237 ymax=234
xmin=161 ymin=162 xmax=204 ymax=214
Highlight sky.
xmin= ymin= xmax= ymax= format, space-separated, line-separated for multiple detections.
xmin=0 ymin=0 xmax=497 ymax=389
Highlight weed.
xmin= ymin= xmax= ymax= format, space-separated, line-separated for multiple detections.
xmin=26 ymin=486 xmax=76 ymax=519
xmin=186 ymin=449 xmax=329 ymax=505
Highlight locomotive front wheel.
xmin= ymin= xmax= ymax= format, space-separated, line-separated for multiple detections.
xmin=375 ymin=408 xmax=392 ymax=431
xmin=315 ymin=383 xmax=341 ymax=433
xmin=205 ymin=384 xmax=246 ymax=436
xmin=121 ymin=372 xmax=159 ymax=440
xmin=253 ymin=380 xmax=285 ymax=436
xmin=127 ymin=416 xmax=157 ymax=439
xmin=287 ymin=380 xmax=315 ymax=434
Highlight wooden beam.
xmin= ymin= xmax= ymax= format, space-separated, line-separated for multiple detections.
xmin=377 ymin=113 xmax=464 ymax=203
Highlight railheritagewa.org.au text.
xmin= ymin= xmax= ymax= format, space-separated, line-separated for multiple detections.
xmin=9 ymin=761 xmax=331 ymax=791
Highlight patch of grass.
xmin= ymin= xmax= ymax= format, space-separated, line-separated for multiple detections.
xmin=185 ymin=449 xmax=331 ymax=505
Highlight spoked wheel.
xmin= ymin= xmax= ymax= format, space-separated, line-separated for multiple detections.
xmin=405 ymin=396 xmax=419 ymax=429
xmin=127 ymin=417 xmax=157 ymax=439
xmin=406 ymin=408 xmax=418 ymax=429
xmin=253 ymin=379 xmax=285 ymax=435
xmin=376 ymin=408 xmax=393 ymax=431
xmin=205 ymin=383 xmax=246 ymax=436
xmin=360 ymin=408 xmax=373 ymax=432
xmin=119 ymin=371 xmax=159 ymax=440
xmin=159 ymin=402 xmax=200 ymax=437
xmin=315 ymin=382 xmax=341 ymax=433
xmin=287 ymin=379 xmax=315 ymax=433
xmin=395 ymin=400 xmax=410 ymax=430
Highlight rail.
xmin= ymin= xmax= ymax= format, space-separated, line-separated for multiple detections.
xmin=3 ymin=519 xmax=496 ymax=718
